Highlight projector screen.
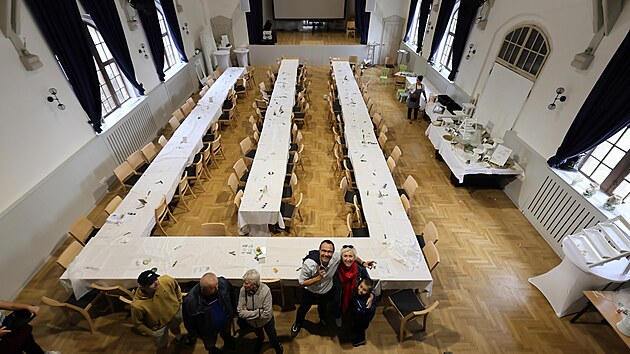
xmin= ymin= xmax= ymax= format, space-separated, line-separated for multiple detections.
xmin=273 ymin=0 xmax=345 ymax=20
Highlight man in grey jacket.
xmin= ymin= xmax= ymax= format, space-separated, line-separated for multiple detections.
xmin=237 ymin=269 xmax=283 ymax=354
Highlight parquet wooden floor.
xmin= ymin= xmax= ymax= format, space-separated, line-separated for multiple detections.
xmin=11 ymin=66 xmax=627 ymax=353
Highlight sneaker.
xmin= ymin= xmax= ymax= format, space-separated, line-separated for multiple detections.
xmin=335 ymin=317 xmax=342 ymax=327
xmin=290 ymin=323 xmax=301 ymax=338
xmin=274 ymin=343 xmax=284 ymax=354
xmin=352 ymin=339 xmax=366 ymax=347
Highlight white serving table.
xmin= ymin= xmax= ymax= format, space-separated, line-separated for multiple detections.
xmin=331 ymin=61 xmax=431 ymax=289
xmin=238 ymin=59 xmax=299 ymax=236
xmin=425 ymin=124 xmax=524 ymax=184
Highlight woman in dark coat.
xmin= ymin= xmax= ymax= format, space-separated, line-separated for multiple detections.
xmin=406 ymin=75 xmax=427 ymax=123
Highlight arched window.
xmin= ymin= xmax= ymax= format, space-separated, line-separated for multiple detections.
xmin=84 ymin=21 xmax=131 ymax=117
xmin=405 ymin=2 xmax=432 ymax=52
xmin=496 ymin=25 xmax=549 ymax=80
xmin=156 ymin=5 xmax=178 ymax=71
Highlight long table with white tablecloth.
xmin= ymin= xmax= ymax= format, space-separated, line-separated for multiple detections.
xmin=238 ymin=59 xmax=299 ymax=235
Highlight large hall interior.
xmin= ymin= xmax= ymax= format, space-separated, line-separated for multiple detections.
xmin=1 ymin=0 xmax=630 ymax=353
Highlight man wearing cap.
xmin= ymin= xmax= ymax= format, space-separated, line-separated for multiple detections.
xmin=131 ymin=269 xmax=184 ymax=354
xmin=182 ymin=272 xmax=236 ymax=354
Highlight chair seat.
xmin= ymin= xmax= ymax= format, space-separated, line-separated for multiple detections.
xmin=389 ymin=289 xmax=425 ymax=317
xmin=293 ymin=105 xmax=301 ymax=113
xmin=85 ymin=228 xmax=100 ymax=244
xmin=282 ymin=186 xmax=292 ymax=199
xmin=280 ymin=202 xmax=295 ymax=218
xmin=66 ymin=288 xmax=101 ymax=308
xmin=219 ymin=112 xmax=229 ymax=121
xmin=290 ymin=143 xmax=298 ymax=152
xmin=235 ymin=85 xmax=246 ymax=91
xmin=344 ymin=190 xmax=358 ymax=204
xmin=245 ymin=150 xmax=256 ymax=159
xmin=203 ymin=133 xmax=215 ymax=143
xmin=136 ymin=162 xmax=149 ymax=174
xmin=240 ymin=172 xmax=249 ymax=183
xmin=223 ymin=100 xmax=233 ymax=110
xmin=344 ymin=158 xmax=353 ymax=170
xmin=385 ymin=64 xmax=395 ymax=69
xmin=286 ymin=164 xmax=295 ymax=175
xmin=398 ymin=189 xmax=409 ymax=199
xmin=352 ymin=227 xmax=370 ymax=237
xmin=294 ymin=112 xmax=305 ymax=119
xmin=125 ymin=173 xmax=142 ymax=186
xmin=288 ymin=153 xmax=295 ymax=164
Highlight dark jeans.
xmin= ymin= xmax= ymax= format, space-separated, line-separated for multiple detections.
xmin=237 ymin=316 xmax=281 ymax=346
xmin=407 ymin=107 xmax=419 ymax=120
xmin=199 ymin=321 xmax=236 ymax=352
xmin=294 ymin=288 xmax=334 ymax=326
xmin=352 ymin=313 xmax=374 ymax=343
xmin=0 ymin=325 xmax=45 ymax=354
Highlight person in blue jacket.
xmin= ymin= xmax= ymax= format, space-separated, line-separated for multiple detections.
xmin=350 ymin=278 xmax=377 ymax=347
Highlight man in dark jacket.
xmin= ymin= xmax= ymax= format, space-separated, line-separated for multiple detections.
xmin=182 ymin=272 xmax=236 ymax=353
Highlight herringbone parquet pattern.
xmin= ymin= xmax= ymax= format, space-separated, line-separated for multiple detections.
xmin=11 ymin=66 xmax=627 ymax=353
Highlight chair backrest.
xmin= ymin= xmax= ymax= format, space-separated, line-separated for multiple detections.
xmin=113 ymin=161 xmax=135 ymax=183
xmin=395 ymin=75 xmax=406 ymax=85
xmin=340 ymin=176 xmax=349 ymax=194
xmin=422 ymin=221 xmax=439 ymax=244
xmin=289 ymin=173 xmax=298 ymax=190
xmin=173 ymin=108 xmax=185 ymax=122
xmin=181 ymin=101 xmax=194 ymax=116
xmin=127 ymin=151 xmax=146 ymax=171
xmin=233 ymin=158 xmax=248 ymax=178
xmin=387 ymin=156 xmax=396 ymax=173
xmin=178 ymin=171 xmax=190 ymax=196
xmin=399 ymin=64 xmax=408 ymax=72
xmin=378 ymin=131 xmax=388 ymax=149
xmin=353 ymin=195 xmax=363 ymax=225
xmin=169 ymin=117 xmax=180 ymax=131
xmin=68 ymin=216 xmax=96 ymax=244
xmin=158 ymin=135 xmax=168 ymax=149
xmin=228 ymin=173 xmax=240 ymax=196
xmin=402 ymin=175 xmax=419 ymax=200
xmin=372 ymin=113 xmax=383 ymax=128
xmin=347 ymin=20 xmax=355 ymax=29
xmin=390 ymin=146 xmax=402 ymax=164
xmin=400 ymin=194 xmax=410 ymax=215
xmin=423 ymin=240 xmax=440 ymax=272
xmin=234 ymin=189 xmax=244 ymax=209
xmin=141 ymin=142 xmax=158 ymax=162
xmin=212 ymin=135 xmax=223 ymax=155
xmin=57 ymin=240 xmax=84 ymax=269
xmin=292 ymin=193 xmax=303 ymax=221
xmin=240 ymin=137 xmax=253 ymax=155
xmin=349 ymin=55 xmax=358 ymax=64
xmin=155 ymin=197 xmax=169 ymax=223
xmin=346 ymin=213 xmax=354 ymax=236
xmin=200 ymin=222 xmax=227 ymax=236
xmin=381 ymin=67 xmax=390 ymax=76
xmin=105 ymin=195 xmax=123 ymax=215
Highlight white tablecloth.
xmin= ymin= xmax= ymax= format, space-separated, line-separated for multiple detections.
xmin=332 ymin=61 xmax=430 ymax=277
xmin=238 ymin=59 xmax=299 ymax=234
xmin=425 ymin=124 xmax=524 ymax=183
xmin=61 ymin=237 xmax=432 ymax=295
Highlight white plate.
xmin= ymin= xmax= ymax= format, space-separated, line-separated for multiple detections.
xmin=570 ymin=235 xmax=603 ymax=264
xmin=583 ymin=228 xmax=619 ymax=258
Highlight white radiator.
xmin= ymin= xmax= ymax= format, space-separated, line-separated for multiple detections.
xmin=103 ymin=102 xmax=157 ymax=165
xmin=522 ymin=171 xmax=606 ymax=255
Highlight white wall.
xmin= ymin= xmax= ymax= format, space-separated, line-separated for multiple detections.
xmin=368 ymin=0 xmax=409 ymax=63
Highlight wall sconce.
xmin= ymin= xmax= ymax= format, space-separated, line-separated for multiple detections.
xmin=138 ymin=44 xmax=149 ymax=59
xmin=465 ymin=44 xmax=476 ymax=59
xmin=548 ymin=87 xmax=567 ymax=110
xmin=47 ymin=88 xmax=65 ymax=110
xmin=181 ymin=23 xmax=189 ymax=35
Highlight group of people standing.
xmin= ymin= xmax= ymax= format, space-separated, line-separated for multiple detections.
xmin=131 ymin=239 xmax=377 ymax=353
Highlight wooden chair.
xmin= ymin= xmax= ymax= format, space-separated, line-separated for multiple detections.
xmin=56 ymin=240 xmax=84 ymax=269
xmin=387 ymin=156 xmax=396 ymax=174
xmin=246 ymin=66 xmax=256 ymax=87
xmin=380 ymin=67 xmax=390 ymax=84
xmin=282 ymin=173 xmax=298 ymax=202
xmin=200 ymin=222 xmax=227 ymax=236
xmin=420 ymin=221 xmax=439 ymax=245
xmin=279 ymin=193 xmax=303 ymax=236
xmin=68 ymin=216 xmax=100 ymax=245
xmin=168 ymin=117 xmax=180 ymax=134
xmin=240 ymin=137 xmax=257 ymax=163
xmin=155 ymin=196 xmax=177 ymax=236
xmin=127 ymin=151 xmax=149 ymax=174
xmin=211 ymin=135 xmax=226 ymax=167
xmin=41 ymin=289 xmax=106 ymax=334
xmin=104 ymin=195 xmax=123 ymax=216
xmin=390 ymin=145 xmax=402 ymax=165
xmin=157 ymin=135 xmax=168 ymax=150
xmin=422 ymin=238 xmax=440 ymax=272
xmin=262 ymin=279 xmax=285 ymax=310
xmin=346 ymin=212 xmax=369 ymax=237
xmin=401 ymin=194 xmax=411 ymax=216
xmin=395 ymin=75 xmax=406 ymax=90
xmin=113 ymin=161 xmax=141 ymax=193
xmin=172 ymin=171 xmax=196 ymax=211
xmin=386 ymin=290 xmax=439 ymax=342
xmin=398 ymin=175 xmax=419 ymax=201
xmin=293 ymin=103 xmax=310 ymax=128
xmin=346 ymin=19 xmax=356 ymax=38
xmin=385 ymin=56 xmax=396 ymax=68
xmin=173 ymin=108 xmax=186 ymax=123
xmin=218 ymin=105 xmax=236 ymax=129
xmin=181 ymin=100 xmax=195 ymax=116
xmin=233 ymin=190 xmax=244 ymax=216
xmin=378 ymin=131 xmax=388 ymax=153
xmin=185 ymin=154 xmax=207 ymax=192
xmin=340 ymin=176 xmax=358 ymax=215
xmin=234 ymin=78 xmax=247 ymax=98
xmin=141 ymin=142 xmax=159 ymax=163
xmin=228 ymin=172 xmax=244 ymax=197
xmin=233 ymin=158 xmax=250 ymax=187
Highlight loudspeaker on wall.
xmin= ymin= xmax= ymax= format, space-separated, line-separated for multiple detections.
xmin=366 ymin=0 xmax=376 ymax=12
xmin=240 ymin=0 xmax=250 ymax=12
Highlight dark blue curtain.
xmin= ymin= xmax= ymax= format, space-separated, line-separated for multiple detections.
xmin=159 ymin=0 xmax=187 ymax=62
xmin=79 ymin=0 xmax=145 ymax=95
xmin=415 ymin=0 xmax=431 ymax=54
xmin=548 ymin=28 xmax=630 ymax=167
xmin=403 ymin=0 xmax=418 ymax=42
xmin=25 ymin=0 xmax=103 ymax=133
xmin=137 ymin=5 xmax=166 ymax=81
xmin=355 ymin=0 xmax=370 ymax=45
xmin=246 ymin=0 xmax=263 ymax=44
xmin=429 ymin=0 xmax=456 ymax=61
xmin=447 ymin=0 xmax=482 ymax=81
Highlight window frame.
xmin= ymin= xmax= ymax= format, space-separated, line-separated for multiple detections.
xmin=437 ymin=7 xmax=458 ymax=74
xmin=155 ymin=2 xmax=179 ymax=72
xmin=404 ymin=2 xmax=432 ymax=53
xmin=82 ymin=17 xmax=131 ymax=118
xmin=496 ymin=24 xmax=549 ymax=81
xmin=579 ymin=126 xmax=630 ymax=200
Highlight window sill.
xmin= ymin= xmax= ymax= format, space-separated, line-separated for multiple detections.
xmin=99 ymin=96 xmax=146 ymax=134
xmin=550 ymin=168 xmax=629 ymax=219
xmin=163 ymin=62 xmax=187 ymax=82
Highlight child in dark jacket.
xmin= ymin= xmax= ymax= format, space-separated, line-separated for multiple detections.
xmin=350 ymin=278 xmax=376 ymax=346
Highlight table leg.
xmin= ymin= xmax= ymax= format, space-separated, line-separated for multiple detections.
xmin=570 ymin=301 xmax=593 ymax=323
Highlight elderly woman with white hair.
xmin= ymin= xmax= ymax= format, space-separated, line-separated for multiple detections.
xmin=332 ymin=245 xmax=373 ymax=328
xmin=237 ymin=269 xmax=283 ymax=354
